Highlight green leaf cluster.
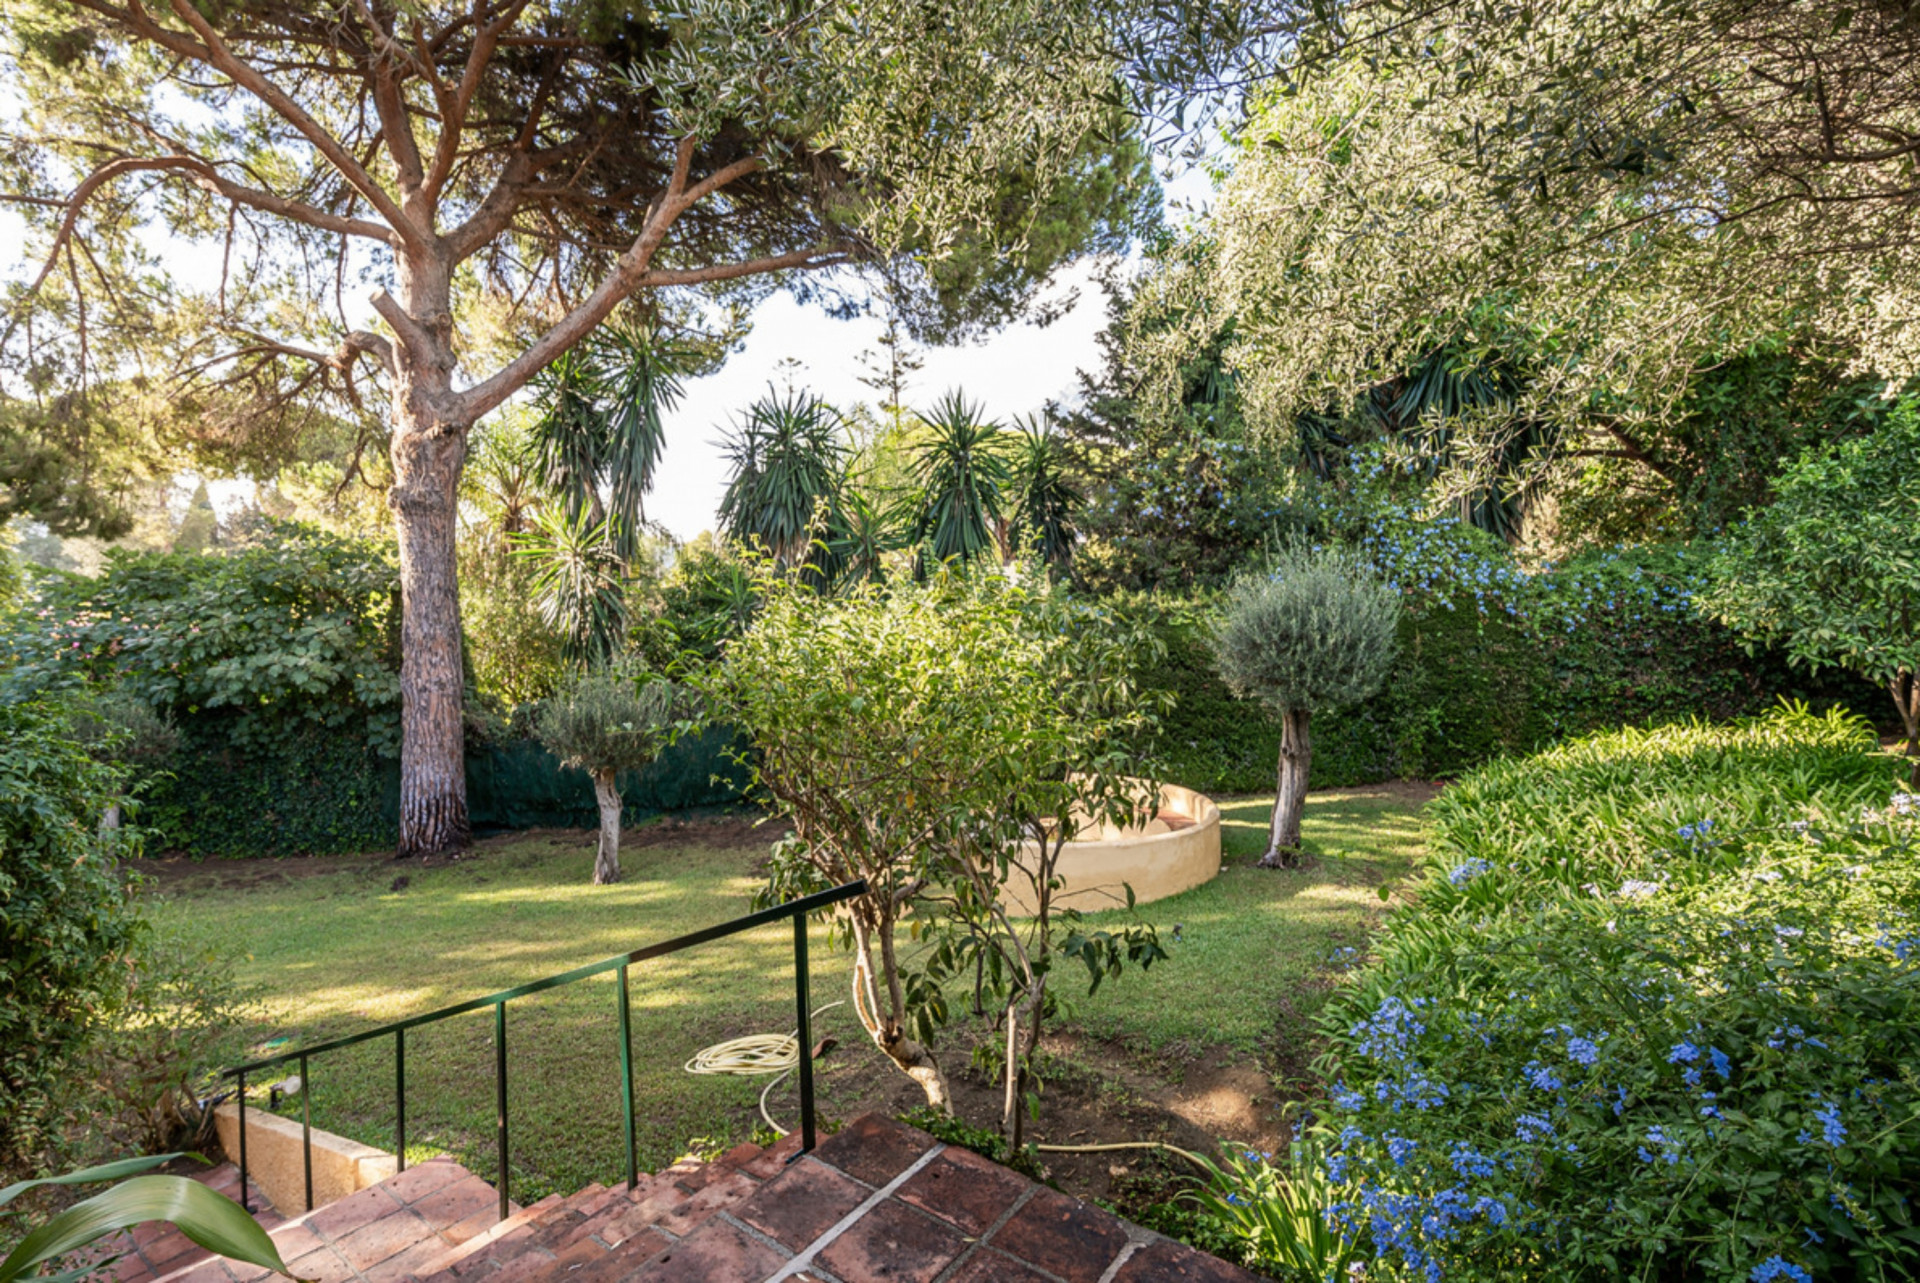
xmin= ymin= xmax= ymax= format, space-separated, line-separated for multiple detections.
xmin=0 ymin=523 xmax=400 ymax=753
xmin=1211 ymin=546 xmax=1399 ymax=716
xmin=0 ymin=701 xmax=142 ymax=1173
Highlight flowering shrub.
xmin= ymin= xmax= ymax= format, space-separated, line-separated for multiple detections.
xmin=1303 ymin=708 xmax=1917 ymax=1280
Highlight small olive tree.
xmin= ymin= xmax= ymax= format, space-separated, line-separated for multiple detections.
xmin=1214 ymin=547 xmax=1400 ymax=867
xmin=534 ymin=669 xmax=691 ymax=885
xmin=1704 ymin=406 xmax=1920 ymax=783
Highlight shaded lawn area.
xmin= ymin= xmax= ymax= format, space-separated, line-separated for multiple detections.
xmin=145 ymin=786 xmax=1428 ymax=1202
xmin=1066 ymin=785 xmax=1430 ymax=1059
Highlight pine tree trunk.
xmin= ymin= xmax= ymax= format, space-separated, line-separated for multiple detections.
xmin=593 ymin=769 xmax=623 ymax=885
xmin=391 ymin=251 xmax=473 ymax=857
xmin=1261 ymin=708 xmax=1312 ymax=869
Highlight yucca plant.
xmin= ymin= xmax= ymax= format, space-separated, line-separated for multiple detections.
xmin=0 ymin=1155 xmax=296 ymax=1283
xmin=529 ymin=320 xmax=691 ymax=561
xmin=1006 ymin=416 xmax=1080 ymax=569
xmin=716 ymin=389 xmax=845 ymax=572
xmin=909 ymin=391 xmax=1009 ymax=566
xmin=515 ymin=508 xmax=629 ymax=668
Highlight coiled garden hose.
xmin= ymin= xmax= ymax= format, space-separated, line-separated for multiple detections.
xmin=1033 ymin=1140 xmax=1211 ymax=1170
xmin=684 ymin=1002 xmax=846 ymax=1136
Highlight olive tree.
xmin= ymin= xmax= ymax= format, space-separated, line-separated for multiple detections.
xmin=1704 ymin=406 xmax=1920 ymax=783
xmin=533 ymin=668 xmax=689 ymax=884
xmin=1213 ymin=546 xmax=1399 ymax=867
xmin=0 ymin=0 xmax=1262 ymax=856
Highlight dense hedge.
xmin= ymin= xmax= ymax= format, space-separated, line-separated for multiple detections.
xmin=137 ymin=721 xmax=747 ymax=857
xmin=1301 ymin=708 xmax=1916 ymax=1281
xmin=1138 ymin=543 xmax=1884 ymax=794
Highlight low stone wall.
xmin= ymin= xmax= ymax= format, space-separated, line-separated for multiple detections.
xmin=1001 ymin=781 xmax=1222 ymax=915
xmin=213 ymin=1101 xmax=397 ymax=1214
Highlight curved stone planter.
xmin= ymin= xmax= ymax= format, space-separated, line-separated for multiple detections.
xmin=1000 ymin=780 xmax=1222 ymax=915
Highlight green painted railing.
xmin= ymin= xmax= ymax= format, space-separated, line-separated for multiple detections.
xmin=220 ymin=880 xmax=867 ymax=1219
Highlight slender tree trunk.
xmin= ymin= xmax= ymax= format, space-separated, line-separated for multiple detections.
xmin=592 ymin=768 xmax=623 ymax=884
xmin=1893 ymin=668 xmax=1919 ymax=788
xmin=391 ymin=251 xmax=473 ymax=857
xmin=1261 ymin=708 xmax=1313 ymax=869
xmin=851 ymin=917 xmax=950 ymax=1110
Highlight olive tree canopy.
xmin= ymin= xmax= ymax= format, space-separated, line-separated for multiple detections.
xmin=1213 ymin=545 xmax=1398 ymax=866
xmin=0 ymin=0 xmax=1264 ymax=854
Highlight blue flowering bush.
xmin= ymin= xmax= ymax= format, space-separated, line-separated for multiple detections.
xmin=1291 ymin=707 xmax=1919 ymax=1281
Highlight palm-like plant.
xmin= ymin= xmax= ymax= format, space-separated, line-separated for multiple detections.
xmin=824 ymin=487 xmax=904 ymax=587
xmin=529 ymin=320 xmax=689 ymax=561
xmin=715 ymin=388 xmax=845 ymax=571
xmin=515 ymin=507 xmax=628 ymax=667
xmin=463 ymin=412 xmax=545 ymax=542
xmin=909 ymin=391 xmax=1009 ymax=566
xmin=1006 ymin=416 xmax=1080 ymax=568
xmin=1 ymin=1155 xmax=295 ymax=1283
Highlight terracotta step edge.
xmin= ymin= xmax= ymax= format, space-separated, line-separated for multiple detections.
xmin=403 ymin=1192 xmax=567 ymax=1280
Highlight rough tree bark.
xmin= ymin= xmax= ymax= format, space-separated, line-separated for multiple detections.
xmin=1261 ymin=707 xmax=1312 ymax=869
xmin=592 ymin=768 xmax=623 ymax=885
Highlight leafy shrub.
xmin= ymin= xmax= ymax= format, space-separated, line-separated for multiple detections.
xmin=0 ymin=523 xmax=400 ymax=752
xmin=0 ymin=701 xmax=143 ymax=1174
xmin=1297 ymin=707 xmax=1915 ymax=1281
xmin=78 ymin=931 xmax=260 ymax=1158
xmin=1132 ymin=537 xmax=1881 ymax=797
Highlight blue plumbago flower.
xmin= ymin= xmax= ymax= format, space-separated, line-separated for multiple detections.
xmin=1448 ymin=1142 xmax=1497 ymax=1179
xmin=1669 ymin=1040 xmax=1702 ymax=1064
xmin=1803 ymin=1228 xmax=1823 ymax=1246
xmin=1386 ymin=1133 xmax=1418 ymax=1166
xmin=1522 ymin=1060 xmax=1564 ymax=1092
xmin=1514 ymin=1113 xmax=1555 ymax=1143
xmin=1613 ymin=1086 xmax=1629 ymax=1117
xmin=1331 ymin=1083 xmax=1366 ymax=1112
xmin=1566 ymin=1036 xmax=1601 ymax=1066
xmin=1710 ymin=1046 xmax=1733 ymax=1079
xmin=1448 ymin=857 xmax=1493 ymax=886
xmin=1682 ymin=1067 xmax=1704 ymax=1089
xmin=1809 ymin=1094 xmax=1847 ymax=1147
xmin=1643 ymin=1125 xmax=1683 ymax=1165
xmin=1749 ymin=1256 xmax=1812 ymax=1283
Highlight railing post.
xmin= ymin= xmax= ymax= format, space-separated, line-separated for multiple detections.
xmin=235 ymin=1070 xmax=249 ymax=1214
xmin=792 ymin=913 xmax=817 ymax=1155
xmin=299 ymin=1053 xmax=313 ymax=1213
xmin=495 ymin=1002 xmax=509 ymax=1220
xmin=395 ymin=1028 xmax=407 ymax=1173
xmin=618 ymin=965 xmax=636 ymax=1192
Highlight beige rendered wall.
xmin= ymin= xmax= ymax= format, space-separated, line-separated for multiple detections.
xmin=214 ymin=1102 xmax=397 ymax=1214
xmin=1000 ymin=781 xmax=1222 ymax=915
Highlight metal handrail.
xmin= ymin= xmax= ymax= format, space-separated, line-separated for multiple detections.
xmin=221 ymin=879 xmax=867 ymax=1218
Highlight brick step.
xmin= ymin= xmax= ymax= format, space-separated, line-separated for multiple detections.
xmin=413 ymin=1139 xmax=799 ymax=1283
xmin=140 ymin=1159 xmax=504 ymax=1283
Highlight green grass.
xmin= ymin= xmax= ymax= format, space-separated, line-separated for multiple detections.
xmin=148 ymin=787 xmax=1426 ymax=1198
xmin=1069 ymin=787 xmax=1428 ymax=1053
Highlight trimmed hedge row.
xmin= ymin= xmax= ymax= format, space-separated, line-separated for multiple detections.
xmin=1139 ymin=579 xmax=1884 ymax=796
xmin=141 ymin=720 xmax=748 ymax=857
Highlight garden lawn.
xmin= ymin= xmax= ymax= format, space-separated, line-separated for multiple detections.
xmin=1068 ymin=785 xmax=1429 ymax=1054
xmin=146 ymin=786 xmax=1427 ymax=1201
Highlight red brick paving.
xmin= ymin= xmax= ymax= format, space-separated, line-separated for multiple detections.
xmin=82 ymin=1115 xmax=1264 ymax=1283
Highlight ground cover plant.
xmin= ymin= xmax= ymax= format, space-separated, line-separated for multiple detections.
xmin=1282 ymin=707 xmax=1917 ymax=1282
